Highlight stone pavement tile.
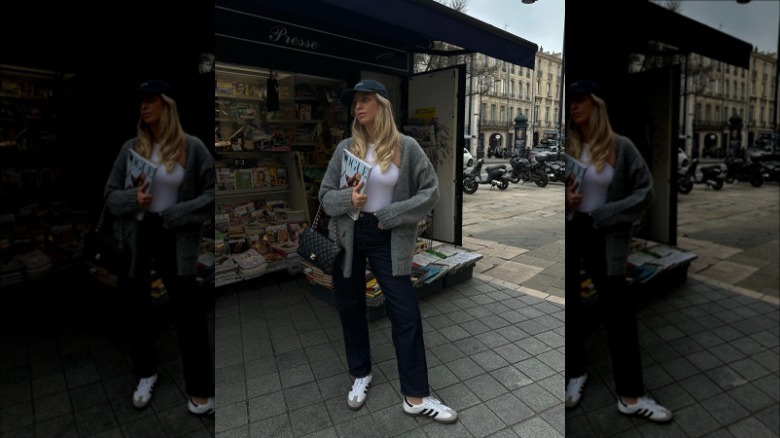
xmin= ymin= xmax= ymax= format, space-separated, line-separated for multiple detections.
xmin=474 ymin=332 xmax=512 ymax=349
xmin=540 ymin=407 xmax=564 ymax=436
xmin=443 ymin=357 xmax=485 ymax=382
xmin=581 ymin=403 xmax=635 ymax=437
xmin=248 ymin=392 xmax=286 ymax=423
xmin=488 ymin=263 xmax=543 ymax=285
xmin=248 ymin=413 xmax=292 ymax=438
xmin=422 ymin=418 xmax=474 ymax=438
xmin=646 ymin=383 xmax=695 ymax=413
xmin=709 ymin=365 xmax=750 ymax=391
xmin=510 ymin=254 xmax=555 ymax=270
xmin=709 ymin=344 xmax=747 ymax=365
xmin=435 ymin=383 xmax=482 ymax=412
xmin=727 ymin=383 xmax=775 ymax=413
xmin=364 ymin=381 xmax=402 ymax=412
xmin=333 ymin=414 xmax=383 ymax=438
xmin=375 ymin=404 xmax=424 ymax=437
xmin=754 ymin=374 xmax=780 ymax=401
xmin=454 ymin=336 xmax=492 ymax=357
xmin=700 ymin=261 xmax=758 ymax=285
xmin=673 ymin=403 xmax=721 ymax=437
xmin=726 ymin=252 xmax=774 ymax=269
xmin=460 ymin=403 xmax=506 ymax=437
xmin=323 ymin=395 xmax=369 ymax=426
xmin=301 ymin=427 xmax=340 ymax=438
xmin=678 ymin=374 xmax=723 ymax=402
xmin=660 ymin=356 xmax=700 ymax=381
xmin=512 ymin=383 xmax=558 ymax=414
xmin=575 ymin=378 xmax=615 ymax=413
xmin=490 ymin=365 xmax=533 ymax=392
xmin=217 ymin=425 xmax=249 ymax=438
xmin=514 ymin=358 xmax=556 ymax=382
xmin=564 ymin=413 xmax=600 ymax=438
xmin=157 ymin=404 xmax=206 ymax=437
xmin=279 ymin=364 xmax=315 ymax=389
xmin=486 ymin=392 xmax=535 ymax=427
xmin=634 ymin=420 xmax=689 ymax=438
xmin=727 ymin=417 xmax=778 ymax=438
xmin=700 ymin=392 xmax=750 ymax=427
xmin=642 ymin=364 xmax=675 ymax=390
xmin=752 ymin=349 xmax=780 ymax=373
xmin=72 ymin=403 xmax=117 ymax=436
xmin=464 ymin=374 xmax=509 ymax=402
xmin=33 ymin=414 xmax=77 ymax=438
xmin=755 ymin=404 xmax=780 ymax=436
xmin=729 ymin=357 xmax=772 ymax=382
xmin=283 ymin=381 xmax=322 ymax=411
xmin=288 ymin=402 xmax=333 ymax=437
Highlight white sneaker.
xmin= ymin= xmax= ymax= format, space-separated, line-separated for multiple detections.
xmin=187 ymin=396 xmax=215 ymax=416
xmin=347 ymin=374 xmax=372 ymax=410
xmin=565 ymin=374 xmax=587 ymax=409
xmin=617 ymin=395 xmax=673 ymax=423
xmin=403 ymin=396 xmax=458 ymax=423
xmin=132 ymin=374 xmax=158 ymax=409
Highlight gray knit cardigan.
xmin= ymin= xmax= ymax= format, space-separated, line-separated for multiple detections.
xmin=320 ymin=134 xmax=440 ymax=278
xmin=104 ymin=134 xmax=215 ymax=278
xmin=585 ymin=134 xmax=655 ymax=276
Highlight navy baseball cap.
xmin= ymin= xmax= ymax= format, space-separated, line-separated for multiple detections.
xmin=569 ymin=79 xmax=605 ymax=101
xmin=340 ymin=79 xmax=390 ymax=107
xmin=138 ymin=79 xmax=173 ymax=97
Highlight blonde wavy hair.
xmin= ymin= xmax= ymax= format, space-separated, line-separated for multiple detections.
xmin=135 ymin=93 xmax=186 ymax=172
xmin=349 ymin=93 xmax=400 ymax=172
xmin=565 ymin=94 xmax=615 ymax=173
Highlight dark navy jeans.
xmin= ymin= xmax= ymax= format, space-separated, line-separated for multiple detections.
xmin=565 ymin=212 xmax=645 ymax=397
xmin=332 ymin=212 xmax=430 ymax=397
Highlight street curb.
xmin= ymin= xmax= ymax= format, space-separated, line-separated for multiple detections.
xmin=473 ymin=272 xmax=565 ymax=305
xmin=688 ymin=272 xmax=780 ymax=306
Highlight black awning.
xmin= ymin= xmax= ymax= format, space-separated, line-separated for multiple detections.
xmin=215 ymin=0 xmax=538 ymax=69
xmin=639 ymin=1 xmax=752 ymax=68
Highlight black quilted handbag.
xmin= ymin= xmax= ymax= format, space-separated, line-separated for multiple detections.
xmin=297 ymin=204 xmax=343 ymax=275
xmin=84 ymin=204 xmax=129 ymax=288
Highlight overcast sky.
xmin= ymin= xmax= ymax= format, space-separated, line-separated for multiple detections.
xmin=459 ymin=1 xmax=778 ymax=56
xmin=658 ymin=1 xmax=779 ymax=54
xmin=463 ymin=0 xmax=565 ymax=54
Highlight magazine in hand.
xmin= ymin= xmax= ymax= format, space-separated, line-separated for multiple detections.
xmin=340 ymin=149 xmax=373 ymax=220
xmin=564 ymin=154 xmax=587 ymax=221
xmin=126 ymin=148 xmax=159 ymax=220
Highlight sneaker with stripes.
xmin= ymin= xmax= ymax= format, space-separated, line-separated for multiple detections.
xmin=617 ymin=395 xmax=673 ymax=423
xmin=403 ymin=396 xmax=458 ymax=423
xmin=347 ymin=374 xmax=372 ymax=410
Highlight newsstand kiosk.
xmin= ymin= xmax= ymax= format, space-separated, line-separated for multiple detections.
xmin=213 ymin=0 xmax=539 ymax=318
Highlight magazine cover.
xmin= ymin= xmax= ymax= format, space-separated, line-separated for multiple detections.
xmin=340 ymin=149 xmax=373 ymax=220
xmin=126 ymin=149 xmax=158 ymax=220
xmin=564 ymin=154 xmax=587 ymax=221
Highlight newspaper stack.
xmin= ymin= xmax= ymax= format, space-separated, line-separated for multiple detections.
xmin=233 ymin=248 xmax=268 ymax=279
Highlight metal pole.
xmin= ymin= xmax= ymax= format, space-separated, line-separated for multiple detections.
xmin=468 ymin=53 xmax=475 ymax=156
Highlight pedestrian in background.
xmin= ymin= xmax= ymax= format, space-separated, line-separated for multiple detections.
xmin=319 ymin=79 xmax=457 ymax=423
xmin=564 ymin=79 xmax=672 ymax=423
xmin=104 ymin=79 xmax=215 ymax=415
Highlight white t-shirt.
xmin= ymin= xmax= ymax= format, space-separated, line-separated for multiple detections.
xmin=148 ymin=143 xmax=185 ymax=213
xmin=362 ymin=143 xmax=399 ymax=213
xmin=577 ymin=143 xmax=614 ymax=213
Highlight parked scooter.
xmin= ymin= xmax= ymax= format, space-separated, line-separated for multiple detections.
xmin=723 ymin=156 xmax=763 ymax=187
xmin=534 ymin=151 xmax=566 ymax=183
xmin=508 ymin=155 xmax=549 ymax=187
xmin=677 ymin=158 xmax=724 ymax=194
xmin=463 ymin=158 xmax=509 ymax=194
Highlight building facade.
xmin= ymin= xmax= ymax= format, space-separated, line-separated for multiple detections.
xmin=683 ymin=49 xmax=777 ymax=158
xmin=466 ymin=49 xmax=563 ymax=156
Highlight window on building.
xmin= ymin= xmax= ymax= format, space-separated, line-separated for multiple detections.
xmin=510 ymin=107 xmax=514 ymax=122
xmin=705 ymin=104 xmax=710 ymax=123
xmin=534 ymin=105 xmax=539 ymax=124
xmin=536 ymin=81 xmax=540 ymax=95
xmin=526 ymin=68 xmax=530 ymax=78
xmin=749 ymin=105 xmax=754 ymax=124
xmin=545 ymin=106 xmax=550 ymax=123
xmin=554 ymin=107 xmax=559 ymax=127
xmin=714 ymin=79 xmax=719 ymax=96
xmin=733 ymin=80 xmax=737 ymax=98
xmin=715 ymin=106 xmax=719 ymax=124
xmin=490 ymin=104 xmax=496 ymax=122
xmin=705 ymin=78 xmax=710 ymax=95
xmin=481 ymin=103 xmax=486 ymax=122
xmin=741 ymin=82 xmax=745 ymax=99
xmin=770 ymin=108 xmax=774 ymax=126
xmin=723 ymin=106 xmax=729 ymax=123
xmin=525 ymin=83 xmax=530 ymax=99
xmin=500 ymin=105 xmax=505 ymax=124
xmin=695 ymin=102 xmax=701 ymax=122
xmin=760 ymin=107 xmax=764 ymax=125
xmin=739 ymin=108 xmax=743 ymax=119
xmin=725 ymin=80 xmax=729 ymax=97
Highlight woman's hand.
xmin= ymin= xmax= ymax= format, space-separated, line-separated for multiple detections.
xmin=136 ymin=180 xmax=153 ymax=210
xmin=352 ymin=180 xmax=367 ymax=210
xmin=565 ymin=174 xmax=581 ymax=210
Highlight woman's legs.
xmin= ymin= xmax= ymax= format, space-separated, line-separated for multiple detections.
xmin=151 ymin=217 xmax=214 ymax=400
xmin=565 ymin=215 xmax=588 ymax=381
xmin=332 ymin=237 xmax=372 ymax=379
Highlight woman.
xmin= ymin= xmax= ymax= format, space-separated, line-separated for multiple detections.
xmin=104 ymin=79 xmax=215 ymax=415
xmin=319 ymin=79 xmax=457 ymax=423
xmin=564 ymin=79 xmax=672 ymax=422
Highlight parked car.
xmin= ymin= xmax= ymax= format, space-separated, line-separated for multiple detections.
xmin=463 ymin=147 xmax=474 ymax=168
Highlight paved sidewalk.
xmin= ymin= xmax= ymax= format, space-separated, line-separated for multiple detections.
xmin=214 ymin=272 xmax=565 ymax=438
